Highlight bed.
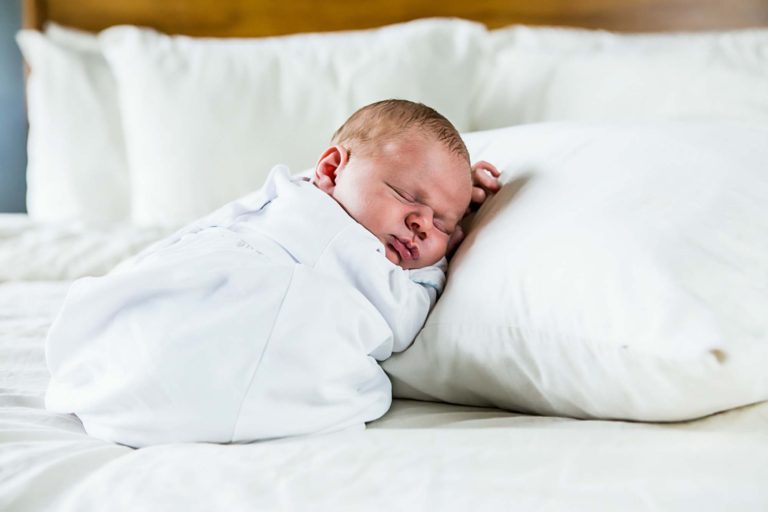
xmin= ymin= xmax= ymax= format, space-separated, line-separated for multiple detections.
xmin=2 ymin=0 xmax=768 ymax=510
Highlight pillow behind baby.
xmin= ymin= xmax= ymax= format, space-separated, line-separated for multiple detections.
xmin=99 ymin=19 xmax=486 ymax=226
xmin=471 ymin=25 xmax=768 ymax=129
xmin=383 ymin=121 xmax=768 ymax=422
xmin=16 ymin=24 xmax=129 ymax=223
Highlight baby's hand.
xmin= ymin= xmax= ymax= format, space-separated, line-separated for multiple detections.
xmin=470 ymin=161 xmax=501 ymax=210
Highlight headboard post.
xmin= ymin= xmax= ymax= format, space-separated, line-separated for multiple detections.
xmin=23 ymin=0 xmax=47 ymax=30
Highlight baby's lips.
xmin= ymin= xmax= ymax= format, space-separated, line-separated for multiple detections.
xmin=391 ymin=236 xmax=415 ymax=262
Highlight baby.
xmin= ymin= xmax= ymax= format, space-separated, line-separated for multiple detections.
xmin=44 ymin=99 xmax=500 ymax=447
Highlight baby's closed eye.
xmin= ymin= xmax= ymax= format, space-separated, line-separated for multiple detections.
xmin=434 ymin=219 xmax=451 ymax=235
xmin=391 ymin=185 xmax=416 ymax=203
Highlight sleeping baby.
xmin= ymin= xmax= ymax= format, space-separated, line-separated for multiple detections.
xmin=44 ymin=99 xmax=501 ymax=447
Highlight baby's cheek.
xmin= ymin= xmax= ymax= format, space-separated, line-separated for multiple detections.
xmin=428 ymin=238 xmax=449 ymax=262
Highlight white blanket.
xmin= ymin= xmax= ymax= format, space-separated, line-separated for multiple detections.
xmin=44 ymin=167 xmax=445 ymax=447
xmin=1 ymin=281 xmax=767 ymax=511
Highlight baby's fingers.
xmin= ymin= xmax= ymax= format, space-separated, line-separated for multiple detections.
xmin=472 ymin=160 xmax=501 ymax=177
xmin=471 ymin=161 xmax=502 ymax=192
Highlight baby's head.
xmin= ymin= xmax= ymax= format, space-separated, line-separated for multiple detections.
xmin=314 ymin=99 xmax=473 ymax=269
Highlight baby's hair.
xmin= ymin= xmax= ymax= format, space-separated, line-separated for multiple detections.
xmin=331 ymin=99 xmax=470 ymax=164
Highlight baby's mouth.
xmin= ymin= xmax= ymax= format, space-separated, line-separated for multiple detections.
xmin=390 ymin=236 xmax=419 ymax=262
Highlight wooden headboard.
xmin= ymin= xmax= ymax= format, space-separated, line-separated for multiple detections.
xmin=23 ymin=0 xmax=768 ymax=36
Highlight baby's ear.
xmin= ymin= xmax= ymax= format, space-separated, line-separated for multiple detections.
xmin=314 ymin=145 xmax=348 ymax=194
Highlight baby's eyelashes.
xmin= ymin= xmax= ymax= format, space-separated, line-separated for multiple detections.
xmin=392 ymin=186 xmax=416 ymax=204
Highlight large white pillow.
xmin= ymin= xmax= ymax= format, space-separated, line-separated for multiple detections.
xmin=99 ymin=19 xmax=487 ymax=226
xmin=382 ymin=121 xmax=768 ymax=422
xmin=471 ymin=26 xmax=768 ymax=130
xmin=16 ymin=24 xmax=129 ymax=223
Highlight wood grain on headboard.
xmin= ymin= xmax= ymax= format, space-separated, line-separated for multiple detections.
xmin=23 ymin=0 xmax=768 ymax=35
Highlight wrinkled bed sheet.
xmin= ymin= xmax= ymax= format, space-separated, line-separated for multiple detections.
xmin=1 ymin=220 xmax=767 ymax=511
xmin=0 ymin=214 xmax=172 ymax=281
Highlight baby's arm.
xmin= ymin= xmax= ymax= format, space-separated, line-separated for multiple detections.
xmin=352 ymin=247 xmax=446 ymax=355
xmin=405 ymin=258 xmax=447 ymax=310
xmin=371 ymin=257 xmax=447 ymax=355
xmin=320 ymin=230 xmax=446 ymax=357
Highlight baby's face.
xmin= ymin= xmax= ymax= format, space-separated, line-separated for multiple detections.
xmin=327 ymin=134 xmax=472 ymax=269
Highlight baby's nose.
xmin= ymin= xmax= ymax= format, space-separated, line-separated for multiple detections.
xmin=407 ymin=212 xmax=431 ymax=240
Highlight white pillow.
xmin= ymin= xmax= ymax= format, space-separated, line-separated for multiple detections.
xmin=99 ymin=19 xmax=487 ymax=226
xmin=16 ymin=24 xmax=129 ymax=223
xmin=472 ymin=26 xmax=768 ymax=130
xmin=382 ymin=121 xmax=768 ymax=422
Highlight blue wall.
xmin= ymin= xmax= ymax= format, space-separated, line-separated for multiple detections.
xmin=0 ymin=0 xmax=27 ymax=213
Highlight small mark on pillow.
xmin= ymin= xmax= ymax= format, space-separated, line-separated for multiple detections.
xmin=710 ymin=349 xmax=727 ymax=363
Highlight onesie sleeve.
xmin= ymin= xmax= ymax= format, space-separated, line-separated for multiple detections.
xmin=406 ymin=257 xmax=447 ymax=307
xmin=316 ymin=227 xmax=448 ymax=359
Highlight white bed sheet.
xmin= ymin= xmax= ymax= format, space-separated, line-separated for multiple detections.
xmin=1 ymin=280 xmax=767 ymax=511
xmin=0 ymin=213 xmax=172 ymax=281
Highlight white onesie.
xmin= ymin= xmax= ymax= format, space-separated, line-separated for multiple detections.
xmin=45 ymin=166 xmax=446 ymax=447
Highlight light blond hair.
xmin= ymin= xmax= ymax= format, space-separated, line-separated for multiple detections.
xmin=331 ymin=99 xmax=470 ymax=164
